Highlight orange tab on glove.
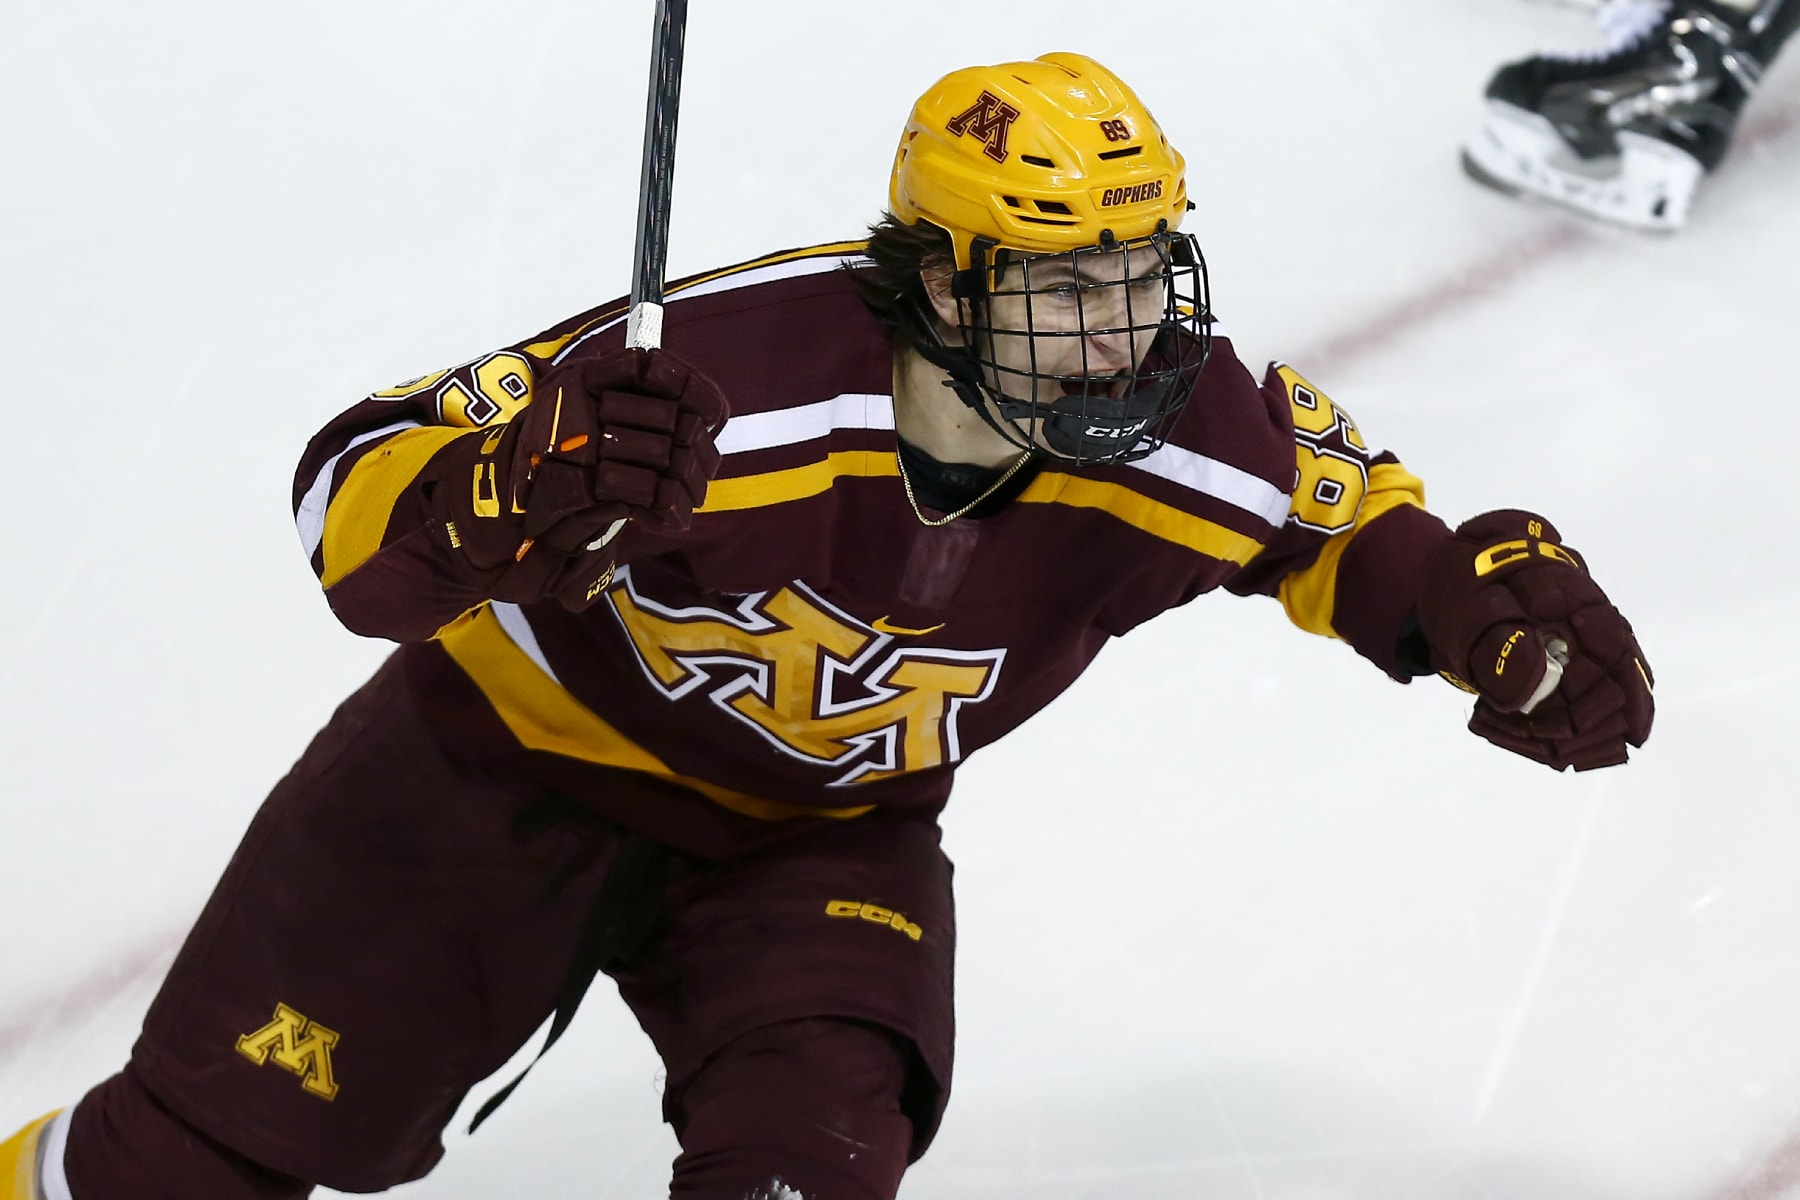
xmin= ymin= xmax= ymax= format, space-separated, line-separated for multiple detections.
xmin=429 ymin=346 xmax=727 ymax=608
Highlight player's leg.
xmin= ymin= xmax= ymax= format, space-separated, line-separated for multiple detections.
xmin=668 ymin=1018 xmax=915 ymax=1200
xmin=613 ymin=809 xmax=957 ymax=1200
xmin=5 ymin=1082 xmax=314 ymax=1200
xmin=16 ymin=654 xmax=631 ymax=1199
xmin=67 ymin=1079 xmax=306 ymax=1200
xmin=1464 ymin=0 xmax=1797 ymax=229
xmin=1 ymin=1113 xmax=57 ymax=1200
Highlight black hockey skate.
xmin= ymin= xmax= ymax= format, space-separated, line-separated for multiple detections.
xmin=1463 ymin=0 xmax=1781 ymax=230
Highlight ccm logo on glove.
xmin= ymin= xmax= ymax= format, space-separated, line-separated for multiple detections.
xmin=1473 ymin=528 xmax=1582 ymax=576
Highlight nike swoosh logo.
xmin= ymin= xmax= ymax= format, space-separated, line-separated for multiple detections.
xmin=871 ymin=616 xmax=945 ymax=637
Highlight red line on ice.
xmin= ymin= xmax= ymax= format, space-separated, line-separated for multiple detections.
xmin=1700 ymin=1123 xmax=1800 ymax=1200
xmin=1300 ymin=97 xmax=1800 ymax=376
xmin=1297 ymin=222 xmax=1593 ymax=377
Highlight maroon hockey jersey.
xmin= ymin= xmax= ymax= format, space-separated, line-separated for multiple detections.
xmin=293 ymin=241 xmax=1451 ymax=858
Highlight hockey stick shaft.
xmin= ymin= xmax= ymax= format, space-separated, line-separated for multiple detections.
xmin=579 ymin=0 xmax=687 ymax=555
xmin=626 ymin=0 xmax=688 ymax=351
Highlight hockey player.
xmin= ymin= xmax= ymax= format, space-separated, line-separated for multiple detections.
xmin=2 ymin=52 xmax=1653 ymax=1200
xmin=1464 ymin=0 xmax=1799 ymax=229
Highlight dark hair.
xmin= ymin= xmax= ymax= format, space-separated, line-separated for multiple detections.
xmin=848 ymin=213 xmax=959 ymax=354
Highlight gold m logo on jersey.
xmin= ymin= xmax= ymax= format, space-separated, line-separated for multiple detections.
xmin=946 ymin=90 xmax=1021 ymax=163
xmin=606 ymin=570 xmax=1003 ymax=786
xmin=236 ymin=1004 xmax=341 ymax=1100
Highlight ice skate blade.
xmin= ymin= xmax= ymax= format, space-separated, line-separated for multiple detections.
xmin=1461 ymin=99 xmax=1703 ymax=232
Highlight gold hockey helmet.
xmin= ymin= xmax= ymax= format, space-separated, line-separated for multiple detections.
xmin=889 ymin=52 xmax=1190 ymax=270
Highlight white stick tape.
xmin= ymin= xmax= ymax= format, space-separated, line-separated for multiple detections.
xmin=626 ymin=301 xmax=664 ymax=351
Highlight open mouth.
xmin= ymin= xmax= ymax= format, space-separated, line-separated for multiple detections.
xmin=1060 ymin=376 xmax=1130 ymax=398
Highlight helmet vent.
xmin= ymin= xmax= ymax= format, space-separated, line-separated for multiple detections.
xmin=1017 ymin=215 xmax=1080 ymax=227
xmin=1034 ymin=200 xmax=1074 ymax=215
xmin=1021 ymin=154 xmax=1057 ymax=168
xmin=1002 ymin=195 xmax=1023 ymax=208
xmin=1097 ymin=146 xmax=1142 ymax=160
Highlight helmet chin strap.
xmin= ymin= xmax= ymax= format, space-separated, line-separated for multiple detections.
xmin=903 ymin=295 xmax=1041 ymax=455
xmin=1031 ymin=385 xmax=1167 ymax=460
xmin=903 ymin=294 xmax=1164 ymax=464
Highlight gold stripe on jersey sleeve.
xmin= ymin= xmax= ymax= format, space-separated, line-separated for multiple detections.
xmin=321 ymin=426 xmax=469 ymax=588
xmin=697 ymin=450 xmax=901 ymax=514
xmin=522 ymin=306 xmax=626 ymax=362
xmin=1016 ymin=472 xmax=1266 ymax=565
xmin=665 ymin=240 xmax=868 ymax=296
xmin=521 ymin=242 xmax=869 ymax=361
xmin=436 ymin=607 xmax=876 ymax=824
xmin=1277 ymin=461 xmax=1428 ymax=638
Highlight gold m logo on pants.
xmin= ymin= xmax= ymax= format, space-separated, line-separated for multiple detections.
xmin=236 ymin=1004 xmax=341 ymax=1100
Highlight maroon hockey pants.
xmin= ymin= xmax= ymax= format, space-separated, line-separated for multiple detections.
xmin=58 ymin=656 xmax=954 ymax=1198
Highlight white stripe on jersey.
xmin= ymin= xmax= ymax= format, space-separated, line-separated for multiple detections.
xmin=1128 ymin=442 xmax=1292 ymax=527
xmin=711 ymin=387 xmax=1290 ymax=529
xmin=40 ymin=1107 xmax=74 ymax=1200
xmin=296 ymin=420 xmax=422 ymax=559
xmin=553 ymin=252 xmax=865 ymax=366
xmin=492 ymin=601 xmax=560 ymax=685
xmin=713 ymin=393 xmax=894 ymax=457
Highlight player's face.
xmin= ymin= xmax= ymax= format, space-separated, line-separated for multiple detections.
xmin=980 ymin=242 xmax=1168 ymax=404
xmin=919 ymin=231 xmax=1202 ymax=463
xmin=964 ymin=242 xmax=1172 ymax=458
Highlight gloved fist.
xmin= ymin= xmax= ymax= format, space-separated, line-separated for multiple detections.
xmin=431 ymin=346 xmax=727 ymax=607
xmin=1417 ymin=509 xmax=1653 ymax=772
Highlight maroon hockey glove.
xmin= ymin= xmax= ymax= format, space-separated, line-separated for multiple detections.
xmin=430 ymin=347 xmax=726 ymax=608
xmin=1417 ymin=510 xmax=1654 ymax=772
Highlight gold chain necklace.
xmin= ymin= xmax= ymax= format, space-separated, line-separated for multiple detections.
xmin=896 ymin=446 xmax=1034 ymax=527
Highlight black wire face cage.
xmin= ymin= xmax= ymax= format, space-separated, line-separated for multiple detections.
xmin=946 ymin=223 xmax=1212 ymax=465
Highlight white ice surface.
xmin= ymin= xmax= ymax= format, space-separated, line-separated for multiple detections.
xmin=2 ymin=2 xmax=1799 ymax=1198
